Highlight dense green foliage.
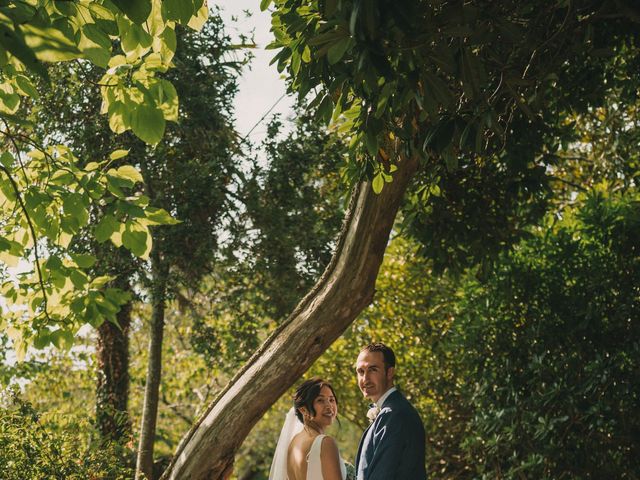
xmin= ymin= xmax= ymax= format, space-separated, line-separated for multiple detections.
xmin=454 ymin=191 xmax=640 ymax=478
xmin=2 ymin=1 xmax=639 ymax=479
xmin=307 ymin=189 xmax=640 ymax=479
xmin=0 ymin=389 xmax=134 ymax=479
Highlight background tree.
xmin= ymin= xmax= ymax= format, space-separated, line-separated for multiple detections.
xmin=2 ymin=2 xmax=236 ymax=462
xmin=161 ymin=2 xmax=640 ymax=478
xmin=191 ymin=107 xmax=347 ymax=370
xmin=135 ymin=18 xmax=247 ymax=479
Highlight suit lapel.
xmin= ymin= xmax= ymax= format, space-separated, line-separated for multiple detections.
xmin=356 ymin=422 xmax=373 ymax=468
xmin=358 ymin=391 xmax=403 ymax=477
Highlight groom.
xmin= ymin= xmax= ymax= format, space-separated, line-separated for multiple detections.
xmin=355 ymin=343 xmax=427 ymax=480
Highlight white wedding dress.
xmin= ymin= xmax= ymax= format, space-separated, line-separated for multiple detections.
xmin=305 ymin=434 xmax=347 ymax=480
xmin=269 ymin=409 xmax=347 ymax=480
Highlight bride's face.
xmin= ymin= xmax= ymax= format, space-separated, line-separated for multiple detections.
xmin=310 ymin=385 xmax=338 ymax=427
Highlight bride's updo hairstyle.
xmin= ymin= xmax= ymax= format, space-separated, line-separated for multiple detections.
xmin=294 ymin=377 xmax=339 ymax=423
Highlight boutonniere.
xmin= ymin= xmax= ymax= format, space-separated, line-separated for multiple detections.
xmin=366 ymin=404 xmax=381 ymax=422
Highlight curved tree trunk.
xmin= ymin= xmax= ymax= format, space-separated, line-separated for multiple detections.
xmin=136 ymin=249 xmax=169 ymax=480
xmin=160 ymin=148 xmax=419 ymax=480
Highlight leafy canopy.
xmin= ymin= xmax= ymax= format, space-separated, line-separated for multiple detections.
xmin=0 ymin=0 xmax=205 ymax=356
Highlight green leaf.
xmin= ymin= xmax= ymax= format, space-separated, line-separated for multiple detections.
xmin=44 ymin=255 xmax=63 ymax=271
xmin=106 ymin=176 xmax=127 ymax=198
xmin=108 ymin=101 xmax=131 ymax=134
xmin=0 ymin=151 xmax=13 ymax=168
xmin=154 ymin=26 xmax=176 ymax=63
xmin=70 ymin=269 xmax=88 ymax=289
xmin=95 ymin=214 xmax=119 ymax=243
xmin=460 ymin=47 xmax=486 ymax=100
xmin=83 ymin=23 xmax=112 ymax=51
xmin=143 ymin=207 xmax=180 ymax=225
xmin=14 ymin=75 xmax=38 ymax=99
xmin=91 ymin=275 xmax=114 ymax=289
xmin=80 ymin=24 xmax=112 ymax=67
xmin=316 ymin=95 xmax=333 ymax=123
xmin=122 ymin=222 xmax=150 ymax=257
xmin=0 ymin=90 xmax=20 ymax=114
xmin=260 ymin=0 xmax=273 ymax=11
xmin=62 ymin=193 xmax=89 ymax=227
xmin=50 ymin=329 xmax=74 ymax=350
xmin=365 ymin=129 xmax=378 ymax=156
xmin=372 ymin=172 xmax=384 ymax=194
xmin=104 ymin=287 xmax=132 ymax=306
xmin=0 ymin=24 xmax=47 ymax=78
xmin=119 ymin=19 xmax=152 ymax=55
xmin=441 ymin=146 xmax=458 ymax=172
xmin=70 ymin=253 xmax=96 ymax=268
xmin=21 ymin=24 xmax=81 ymax=62
xmin=147 ymin=0 xmax=166 ymax=36
xmin=111 ymin=0 xmax=152 ymax=24
xmin=327 ymin=36 xmax=351 ymax=65
xmin=325 ymin=0 xmax=338 ymax=17
xmin=33 ymin=332 xmax=51 ymax=349
xmin=187 ymin=3 xmax=209 ymax=31
xmin=131 ymin=103 xmax=165 ymax=144
xmin=423 ymin=118 xmax=455 ymax=153
xmin=423 ymin=72 xmax=454 ymax=109
xmin=112 ymin=165 xmax=144 ymax=184
xmin=163 ymin=0 xmax=194 ymax=24
xmin=110 ymin=149 xmax=130 ymax=161
xmin=155 ymin=79 xmax=178 ymax=121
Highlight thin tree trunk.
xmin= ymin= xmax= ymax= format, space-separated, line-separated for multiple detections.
xmin=96 ymin=277 xmax=133 ymax=444
xmin=160 ymin=148 xmax=419 ymax=480
xmin=136 ymin=249 xmax=169 ymax=480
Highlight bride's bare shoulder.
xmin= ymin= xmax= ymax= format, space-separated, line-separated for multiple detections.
xmin=320 ymin=435 xmax=339 ymax=457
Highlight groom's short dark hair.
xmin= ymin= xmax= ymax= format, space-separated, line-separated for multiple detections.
xmin=361 ymin=343 xmax=396 ymax=370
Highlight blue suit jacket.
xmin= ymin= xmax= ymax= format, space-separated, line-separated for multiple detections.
xmin=356 ymin=390 xmax=427 ymax=480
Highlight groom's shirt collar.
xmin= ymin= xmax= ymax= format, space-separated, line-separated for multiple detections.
xmin=376 ymin=386 xmax=397 ymax=408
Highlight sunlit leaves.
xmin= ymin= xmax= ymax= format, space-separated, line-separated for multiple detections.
xmin=131 ymin=103 xmax=166 ymax=144
xmin=0 ymin=0 xmax=205 ymax=145
xmin=21 ymin=24 xmax=81 ymax=62
xmin=0 ymin=143 xmax=175 ymax=352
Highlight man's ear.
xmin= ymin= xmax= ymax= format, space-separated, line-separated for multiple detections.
xmin=386 ymin=366 xmax=396 ymax=383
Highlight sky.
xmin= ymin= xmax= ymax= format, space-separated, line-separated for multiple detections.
xmin=215 ymin=0 xmax=295 ymax=143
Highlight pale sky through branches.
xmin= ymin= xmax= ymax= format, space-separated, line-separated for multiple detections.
xmin=216 ymin=0 xmax=295 ymax=143
xmin=1 ymin=2 xmax=294 ymax=329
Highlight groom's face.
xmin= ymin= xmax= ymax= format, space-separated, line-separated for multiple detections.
xmin=356 ymin=350 xmax=395 ymax=403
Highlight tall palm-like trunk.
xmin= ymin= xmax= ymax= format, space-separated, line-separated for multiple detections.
xmin=160 ymin=148 xmax=419 ymax=480
xmin=136 ymin=249 xmax=169 ymax=480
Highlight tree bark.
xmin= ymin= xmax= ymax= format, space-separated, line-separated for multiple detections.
xmin=96 ymin=277 xmax=133 ymax=444
xmin=136 ymin=249 xmax=169 ymax=480
xmin=160 ymin=148 xmax=419 ymax=480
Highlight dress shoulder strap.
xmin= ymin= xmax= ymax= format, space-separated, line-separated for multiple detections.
xmin=306 ymin=434 xmax=327 ymax=480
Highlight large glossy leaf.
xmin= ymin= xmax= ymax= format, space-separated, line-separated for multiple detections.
xmin=21 ymin=24 xmax=81 ymax=62
xmin=130 ymin=103 xmax=165 ymax=144
xmin=111 ymin=0 xmax=152 ymax=24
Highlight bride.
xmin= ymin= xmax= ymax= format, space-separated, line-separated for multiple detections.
xmin=269 ymin=378 xmax=347 ymax=480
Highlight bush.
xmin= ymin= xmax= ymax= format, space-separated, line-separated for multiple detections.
xmin=453 ymin=191 xmax=640 ymax=478
xmin=0 ymin=388 xmax=134 ymax=480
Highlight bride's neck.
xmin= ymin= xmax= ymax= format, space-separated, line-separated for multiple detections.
xmin=304 ymin=420 xmax=324 ymax=435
